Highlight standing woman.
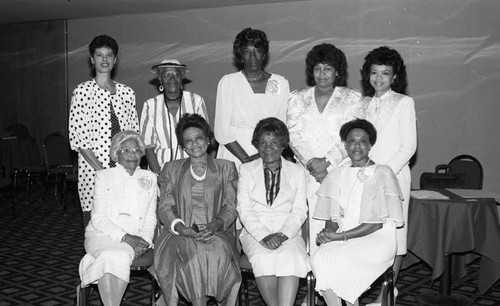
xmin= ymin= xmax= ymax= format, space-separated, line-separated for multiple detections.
xmin=69 ymin=34 xmax=139 ymax=226
xmin=361 ymin=46 xmax=417 ymax=304
xmin=287 ymin=43 xmax=365 ymax=253
xmin=140 ymin=59 xmax=209 ymax=175
xmin=214 ymin=27 xmax=290 ymax=168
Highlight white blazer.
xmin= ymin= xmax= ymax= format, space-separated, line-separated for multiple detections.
xmin=237 ymin=157 xmax=308 ymax=242
xmin=86 ymin=165 xmax=158 ymax=245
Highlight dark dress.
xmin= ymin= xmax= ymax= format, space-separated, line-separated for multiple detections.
xmin=154 ymin=156 xmax=241 ymax=306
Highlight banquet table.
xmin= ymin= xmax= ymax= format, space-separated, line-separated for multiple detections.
xmin=0 ymin=137 xmax=41 ymax=178
xmin=406 ymin=188 xmax=500 ymax=303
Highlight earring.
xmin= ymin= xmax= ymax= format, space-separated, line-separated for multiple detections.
xmin=159 ymin=85 xmax=164 ymax=92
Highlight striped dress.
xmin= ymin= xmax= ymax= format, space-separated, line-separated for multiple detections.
xmin=139 ymin=91 xmax=209 ymax=169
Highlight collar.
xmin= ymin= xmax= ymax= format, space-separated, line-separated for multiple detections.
xmin=374 ymin=88 xmax=393 ymax=100
xmin=115 ymin=163 xmax=141 ymax=177
xmin=263 ymin=158 xmax=282 ymax=173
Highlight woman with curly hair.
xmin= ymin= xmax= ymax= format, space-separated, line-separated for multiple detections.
xmin=361 ymin=46 xmax=417 ymax=306
xmin=214 ymin=28 xmax=290 ymax=169
xmin=287 ymin=43 xmax=364 ymax=253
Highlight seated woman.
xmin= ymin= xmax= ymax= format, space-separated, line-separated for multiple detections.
xmin=79 ymin=130 xmax=158 ymax=306
xmin=237 ymin=117 xmax=309 ymax=306
xmin=154 ymin=113 xmax=241 ymax=306
xmin=310 ymin=119 xmax=404 ymax=306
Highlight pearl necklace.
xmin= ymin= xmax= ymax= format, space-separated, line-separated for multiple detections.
xmin=243 ymin=70 xmax=263 ymax=82
xmin=190 ymin=164 xmax=206 ymax=181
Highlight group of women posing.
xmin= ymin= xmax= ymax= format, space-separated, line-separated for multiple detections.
xmin=70 ymin=27 xmax=416 ymax=306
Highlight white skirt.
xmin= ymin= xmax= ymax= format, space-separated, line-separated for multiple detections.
xmin=240 ymin=232 xmax=310 ymax=278
xmin=310 ymin=224 xmax=397 ymax=304
xmin=79 ymin=234 xmax=134 ymax=286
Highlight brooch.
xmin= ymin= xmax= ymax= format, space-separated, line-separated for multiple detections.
xmin=266 ymin=80 xmax=279 ymax=94
xmin=138 ymin=176 xmax=152 ymax=190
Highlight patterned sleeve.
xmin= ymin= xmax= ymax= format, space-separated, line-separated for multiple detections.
xmin=139 ymin=98 xmax=157 ymax=149
xmin=125 ymin=86 xmax=139 ymax=132
xmin=214 ymin=75 xmax=237 ymax=145
xmin=286 ymin=90 xmax=309 ymax=167
xmin=69 ymin=83 xmax=92 ymax=151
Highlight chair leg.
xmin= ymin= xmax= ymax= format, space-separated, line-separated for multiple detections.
xmin=306 ymin=271 xmax=316 ymax=306
xmin=77 ymin=284 xmax=91 ymax=306
xmin=238 ymin=272 xmax=249 ymax=306
xmin=150 ymin=274 xmax=158 ymax=306
xmin=26 ymin=172 xmax=31 ymax=204
xmin=381 ymin=268 xmax=394 ymax=306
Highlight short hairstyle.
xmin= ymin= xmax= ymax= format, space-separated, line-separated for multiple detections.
xmin=89 ymin=34 xmax=119 ymax=56
xmin=233 ymin=28 xmax=270 ymax=60
xmin=251 ymin=117 xmax=290 ymax=149
xmin=175 ymin=113 xmax=213 ymax=148
xmin=306 ymin=43 xmax=348 ymax=87
xmin=109 ymin=130 xmax=146 ymax=162
xmin=339 ymin=118 xmax=377 ymax=146
xmin=361 ymin=46 xmax=408 ymax=97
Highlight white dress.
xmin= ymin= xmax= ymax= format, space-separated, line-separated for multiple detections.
xmin=69 ymin=79 xmax=139 ymax=212
xmin=237 ymin=158 xmax=310 ymax=277
xmin=79 ymin=166 xmax=158 ymax=286
xmin=310 ymin=165 xmax=403 ymax=304
xmin=365 ymin=89 xmax=417 ymax=255
xmin=286 ymin=86 xmax=364 ymax=254
xmin=139 ymin=91 xmax=209 ymax=169
xmin=214 ymin=71 xmax=290 ymax=169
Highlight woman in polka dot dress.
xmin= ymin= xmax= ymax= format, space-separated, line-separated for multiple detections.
xmin=69 ymin=35 xmax=139 ymax=226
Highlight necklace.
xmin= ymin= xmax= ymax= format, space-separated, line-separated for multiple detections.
xmin=243 ymin=70 xmax=263 ymax=82
xmin=190 ymin=164 xmax=207 ymax=181
xmin=355 ymin=158 xmax=372 ymax=181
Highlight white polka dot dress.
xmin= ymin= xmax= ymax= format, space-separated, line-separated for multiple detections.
xmin=69 ymin=79 xmax=139 ymax=212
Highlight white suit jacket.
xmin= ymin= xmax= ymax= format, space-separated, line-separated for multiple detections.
xmin=86 ymin=165 xmax=158 ymax=245
xmin=237 ymin=157 xmax=307 ymax=242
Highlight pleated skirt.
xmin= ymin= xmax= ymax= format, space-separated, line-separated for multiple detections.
xmin=310 ymin=224 xmax=397 ymax=304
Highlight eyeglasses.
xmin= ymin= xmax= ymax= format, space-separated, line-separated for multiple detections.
xmin=160 ymin=71 xmax=182 ymax=80
xmin=118 ymin=147 xmax=143 ymax=155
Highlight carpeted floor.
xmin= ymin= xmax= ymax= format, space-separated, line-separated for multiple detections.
xmin=1 ymin=184 xmax=500 ymax=305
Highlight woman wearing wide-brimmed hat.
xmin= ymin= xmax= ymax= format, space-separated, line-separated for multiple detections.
xmin=140 ymin=59 xmax=209 ymax=174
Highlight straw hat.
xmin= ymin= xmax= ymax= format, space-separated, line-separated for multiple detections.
xmin=150 ymin=59 xmax=189 ymax=73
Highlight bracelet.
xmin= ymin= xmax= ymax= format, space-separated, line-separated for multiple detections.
xmin=171 ymin=219 xmax=186 ymax=235
xmin=342 ymin=231 xmax=348 ymax=242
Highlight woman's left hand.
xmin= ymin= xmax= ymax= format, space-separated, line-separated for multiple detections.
xmin=306 ymin=157 xmax=329 ymax=175
xmin=195 ymin=229 xmax=215 ymax=243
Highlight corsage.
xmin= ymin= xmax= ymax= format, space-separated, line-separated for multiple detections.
xmin=138 ymin=176 xmax=153 ymax=190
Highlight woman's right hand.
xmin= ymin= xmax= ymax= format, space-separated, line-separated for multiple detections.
xmin=260 ymin=233 xmax=288 ymax=250
xmin=122 ymin=233 xmax=150 ymax=258
xmin=316 ymin=228 xmax=338 ymax=245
